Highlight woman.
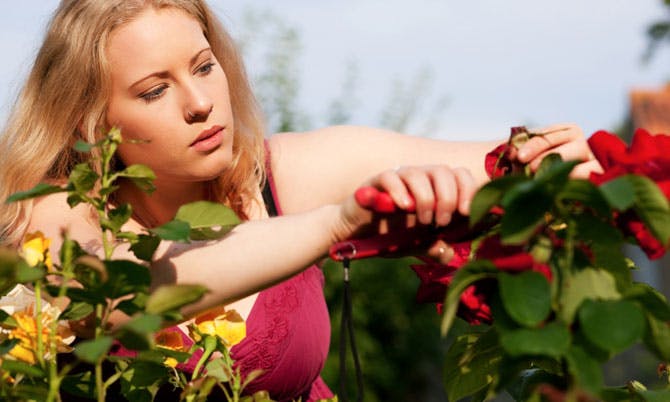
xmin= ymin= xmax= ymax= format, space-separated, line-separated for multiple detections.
xmin=0 ymin=1 xmax=599 ymax=400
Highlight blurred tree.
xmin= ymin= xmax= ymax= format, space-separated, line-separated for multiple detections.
xmin=643 ymin=0 xmax=670 ymax=62
xmin=232 ymin=8 xmax=451 ymax=401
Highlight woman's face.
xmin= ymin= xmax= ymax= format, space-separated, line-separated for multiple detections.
xmin=106 ymin=7 xmax=234 ymax=184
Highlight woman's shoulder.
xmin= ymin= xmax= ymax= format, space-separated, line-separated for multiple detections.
xmin=28 ymin=191 xmax=100 ymax=247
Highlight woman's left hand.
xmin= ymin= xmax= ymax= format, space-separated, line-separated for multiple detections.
xmin=514 ymin=123 xmax=603 ymax=178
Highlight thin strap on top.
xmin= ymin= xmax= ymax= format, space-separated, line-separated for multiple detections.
xmin=262 ymin=140 xmax=282 ymax=217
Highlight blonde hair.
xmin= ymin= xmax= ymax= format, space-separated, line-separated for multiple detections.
xmin=0 ymin=0 xmax=266 ymax=246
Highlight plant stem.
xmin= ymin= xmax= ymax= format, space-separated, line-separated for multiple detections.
xmin=95 ymin=303 xmax=105 ymax=402
xmin=34 ymin=280 xmax=46 ymax=368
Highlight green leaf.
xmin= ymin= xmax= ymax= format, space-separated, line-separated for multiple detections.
xmin=128 ymin=234 xmax=161 ymax=262
xmin=0 ymin=339 xmax=19 ymax=355
xmin=6 ymin=182 xmax=66 ymax=203
xmin=2 ymin=359 xmax=46 ymax=378
xmin=578 ymin=299 xmax=645 ymax=354
xmin=600 ymin=177 xmax=636 ymax=211
xmin=74 ymin=336 xmax=114 ymax=364
xmin=119 ymin=360 xmax=166 ymax=402
xmin=149 ymin=220 xmax=191 ymax=242
xmin=624 ymin=283 xmax=670 ymax=322
xmin=115 ymin=164 xmax=156 ymax=194
xmin=205 ymin=358 xmax=232 ymax=383
xmin=15 ymin=261 xmax=45 ymax=283
xmin=507 ymin=368 xmax=565 ymax=402
xmin=59 ymin=301 xmax=95 ymax=321
xmin=145 ymin=284 xmax=208 ymax=315
xmin=470 ymin=175 xmax=526 ymax=226
xmin=175 ymin=201 xmax=241 ymax=240
xmin=638 ymin=390 xmax=670 ymax=402
xmin=102 ymin=259 xmax=151 ymax=298
xmin=73 ymin=140 xmax=95 ymax=153
xmin=443 ymin=329 xmax=502 ymax=402
xmin=565 ymin=344 xmax=603 ymax=395
xmin=535 ymin=157 xmax=579 ymax=191
xmin=643 ymin=314 xmax=670 ymax=361
xmin=500 ymin=181 xmax=553 ymax=244
xmin=558 ymin=179 xmax=611 ymax=216
xmin=499 ymin=271 xmax=551 ymax=327
xmin=103 ymin=203 xmax=133 ymax=233
xmin=441 ymin=261 xmax=499 ymax=336
xmin=69 ymin=163 xmax=99 ymax=193
xmin=629 ymin=175 xmax=670 ymax=247
xmin=559 ymin=268 xmax=621 ymax=324
xmin=115 ymin=314 xmax=162 ymax=351
xmin=60 ymin=371 xmax=95 ymax=399
xmin=116 ymin=292 xmax=149 ymax=316
xmin=500 ymin=322 xmax=571 ymax=358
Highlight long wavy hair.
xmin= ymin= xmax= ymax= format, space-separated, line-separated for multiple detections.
xmin=0 ymin=0 xmax=266 ymax=246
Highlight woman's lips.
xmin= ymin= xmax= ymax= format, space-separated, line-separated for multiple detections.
xmin=190 ymin=125 xmax=224 ymax=152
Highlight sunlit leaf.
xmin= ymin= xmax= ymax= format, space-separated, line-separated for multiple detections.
xmin=558 ymin=268 xmax=621 ymax=324
xmin=175 ymin=201 xmax=241 ymax=240
xmin=629 ymin=175 xmax=670 ymax=247
xmin=115 ymin=164 xmax=156 ymax=194
xmin=6 ymin=182 xmax=66 ymax=203
xmin=145 ymin=284 xmax=208 ymax=315
xmin=149 ymin=220 xmax=190 ymax=242
xmin=59 ymin=301 xmax=95 ymax=321
xmin=69 ymin=163 xmax=99 ymax=193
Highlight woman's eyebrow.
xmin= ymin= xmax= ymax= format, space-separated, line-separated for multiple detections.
xmin=129 ymin=47 xmax=212 ymax=90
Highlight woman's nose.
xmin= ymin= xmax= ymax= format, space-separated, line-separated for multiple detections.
xmin=183 ymin=85 xmax=213 ymax=123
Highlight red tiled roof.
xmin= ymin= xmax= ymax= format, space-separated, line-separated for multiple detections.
xmin=630 ymin=84 xmax=670 ymax=135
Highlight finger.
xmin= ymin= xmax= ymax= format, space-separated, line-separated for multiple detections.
xmin=396 ymin=166 xmax=436 ymax=225
xmin=376 ymin=169 xmax=414 ymax=210
xmin=570 ymin=160 xmax=604 ymax=179
xmin=430 ymin=166 xmax=458 ymax=226
xmin=527 ymin=139 xmax=592 ymax=171
xmin=452 ymin=167 xmax=477 ymax=216
xmin=517 ymin=124 xmax=583 ymax=162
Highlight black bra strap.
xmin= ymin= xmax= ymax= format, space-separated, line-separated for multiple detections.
xmin=261 ymin=180 xmax=278 ymax=218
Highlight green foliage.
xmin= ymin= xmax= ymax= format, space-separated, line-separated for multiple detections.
xmin=0 ymin=130 xmax=257 ymax=402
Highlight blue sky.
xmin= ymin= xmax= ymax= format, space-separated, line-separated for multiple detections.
xmin=2 ymin=1 xmax=669 ymax=141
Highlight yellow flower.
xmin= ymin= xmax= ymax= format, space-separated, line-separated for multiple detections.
xmin=155 ymin=330 xmax=186 ymax=368
xmin=21 ymin=231 xmax=52 ymax=270
xmin=194 ymin=306 xmax=246 ymax=347
xmin=0 ymin=285 xmax=75 ymax=364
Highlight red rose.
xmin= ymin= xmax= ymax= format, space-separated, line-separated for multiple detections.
xmin=588 ymin=129 xmax=670 ymax=199
xmin=588 ymin=129 xmax=670 ymax=259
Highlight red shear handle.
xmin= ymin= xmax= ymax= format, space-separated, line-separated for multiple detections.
xmin=330 ymin=187 xmax=480 ymax=261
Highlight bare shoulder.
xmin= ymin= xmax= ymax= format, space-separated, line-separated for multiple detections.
xmin=28 ymin=192 xmax=101 ymax=254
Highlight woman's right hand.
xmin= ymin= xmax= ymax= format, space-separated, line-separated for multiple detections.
xmin=332 ymin=164 xmax=478 ymax=261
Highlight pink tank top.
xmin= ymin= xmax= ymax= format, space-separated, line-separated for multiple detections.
xmin=168 ymin=152 xmax=333 ymax=401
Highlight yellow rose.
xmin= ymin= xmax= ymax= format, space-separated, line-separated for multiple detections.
xmin=6 ymin=306 xmax=74 ymax=364
xmin=21 ymin=231 xmax=52 ymax=270
xmin=0 ymin=285 xmax=75 ymax=364
xmin=155 ymin=330 xmax=186 ymax=368
xmin=194 ymin=307 xmax=246 ymax=347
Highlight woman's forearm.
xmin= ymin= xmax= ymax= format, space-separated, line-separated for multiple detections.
xmin=150 ymin=204 xmax=343 ymax=317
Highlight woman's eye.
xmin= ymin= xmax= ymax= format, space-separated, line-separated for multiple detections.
xmin=140 ymin=85 xmax=167 ymax=103
xmin=197 ymin=62 xmax=215 ymax=75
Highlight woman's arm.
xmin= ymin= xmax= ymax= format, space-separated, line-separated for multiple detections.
xmin=27 ymin=161 xmax=476 ymax=318
xmin=268 ymin=124 xmax=598 ymax=215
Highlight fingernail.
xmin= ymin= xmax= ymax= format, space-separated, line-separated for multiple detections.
xmin=421 ymin=210 xmax=433 ymax=224
xmin=517 ymin=149 xmax=528 ymax=161
xmin=437 ymin=211 xmax=451 ymax=226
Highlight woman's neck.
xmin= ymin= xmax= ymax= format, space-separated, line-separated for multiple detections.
xmin=117 ymin=179 xmax=209 ymax=228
